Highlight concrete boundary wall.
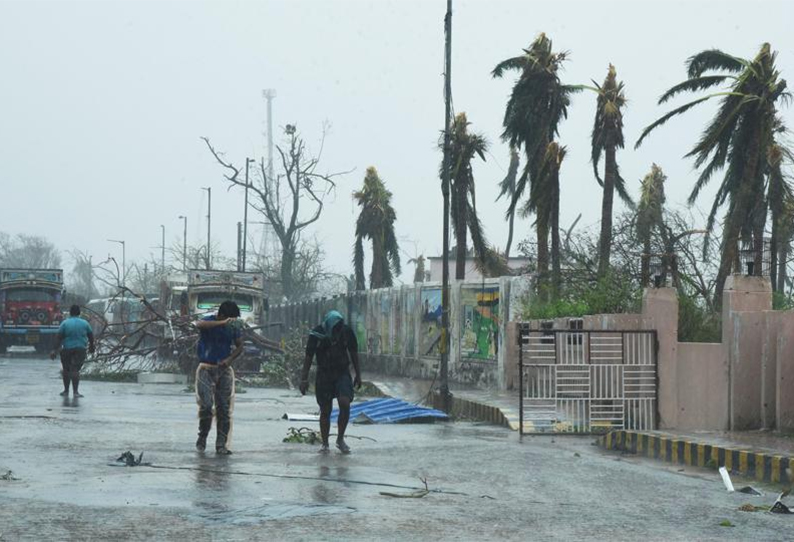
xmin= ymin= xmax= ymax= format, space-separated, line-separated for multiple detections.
xmin=266 ymin=277 xmax=531 ymax=388
xmin=516 ymin=275 xmax=794 ymax=432
xmin=268 ymin=274 xmax=794 ymax=432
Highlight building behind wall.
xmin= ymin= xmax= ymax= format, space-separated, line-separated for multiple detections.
xmin=427 ymin=249 xmax=530 ymax=283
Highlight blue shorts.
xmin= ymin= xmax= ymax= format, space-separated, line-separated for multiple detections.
xmin=315 ymin=371 xmax=354 ymax=408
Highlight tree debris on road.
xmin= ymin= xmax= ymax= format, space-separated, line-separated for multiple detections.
xmin=1 ymin=470 xmax=18 ymax=481
xmin=113 ymin=451 xmax=149 ymax=467
xmin=380 ymin=477 xmax=430 ymax=499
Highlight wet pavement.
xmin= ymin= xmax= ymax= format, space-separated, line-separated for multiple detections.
xmin=2 ymin=357 xmax=793 ymax=541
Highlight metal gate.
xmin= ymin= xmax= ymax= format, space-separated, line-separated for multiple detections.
xmin=518 ymin=325 xmax=658 ymax=434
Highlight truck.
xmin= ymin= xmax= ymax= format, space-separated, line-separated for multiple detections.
xmin=159 ymin=272 xmax=189 ymax=320
xmin=160 ymin=270 xmax=281 ymax=371
xmin=0 ymin=268 xmax=64 ymax=354
xmin=186 ymin=270 xmax=266 ymax=326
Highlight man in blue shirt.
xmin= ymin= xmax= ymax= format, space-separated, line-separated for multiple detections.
xmin=195 ymin=300 xmax=244 ymax=455
xmin=50 ymin=305 xmax=95 ymax=397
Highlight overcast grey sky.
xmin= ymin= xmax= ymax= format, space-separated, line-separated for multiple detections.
xmin=1 ymin=0 xmax=792 ymax=287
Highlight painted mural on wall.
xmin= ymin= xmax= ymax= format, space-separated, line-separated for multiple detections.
xmin=404 ymin=291 xmax=416 ymax=357
xmin=461 ymin=286 xmax=499 ymax=361
xmin=379 ymin=292 xmax=391 ymax=355
xmin=349 ymin=294 xmax=367 ymax=353
xmin=391 ymin=290 xmax=402 ymax=355
xmin=420 ymin=287 xmax=443 ymax=357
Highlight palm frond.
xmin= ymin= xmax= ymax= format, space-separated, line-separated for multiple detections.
xmin=635 ymin=96 xmax=712 ymax=148
xmin=384 ymin=228 xmax=401 ymax=277
xmin=686 ymin=94 xmax=750 ymax=168
xmin=686 ymin=49 xmax=746 ymax=78
xmin=613 ymin=167 xmax=634 ymax=208
xmin=497 ymin=148 xmax=520 ymax=201
xmin=491 ymin=55 xmax=527 ymax=78
xmin=658 ymin=75 xmax=732 ymax=104
xmin=353 ymin=236 xmax=365 ymax=291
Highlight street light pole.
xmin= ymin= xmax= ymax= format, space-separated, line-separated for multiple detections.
xmin=178 ymin=215 xmax=187 ymax=271
xmin=243 ymin=157 xmax=253 ymax=272
xmin=202 ymin=187 xmax=212 ymax=270
xmin=439 ymin=0 xmax=453 ymax=412
xmin=263 ymin=89 xmax=276 ymax=182
xmin=88 ymin=254 xmax=93 ymax=300
xmin=107 ymin=239 xmax=126 ymax=288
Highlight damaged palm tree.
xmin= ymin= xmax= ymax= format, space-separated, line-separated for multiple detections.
xmin=493 ymin=33 xmax=581 ymax=296
xmin=352 ymin=167 xmax=401 ymax=290
xmin=441 ymin=112 xmax=509 ymax=280
xmin=636 ymin=43 xmax=792 ymax=307
xmin=588 ymin=64 xmax=634 ymax=278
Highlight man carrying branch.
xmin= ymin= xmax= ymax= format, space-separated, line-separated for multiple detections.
xmin=195 ymin=301 xmax=243 ymax=455
xmin=301 ymin=310 xmax=362 ymax=454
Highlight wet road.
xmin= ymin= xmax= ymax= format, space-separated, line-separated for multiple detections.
xmin=1 ymin=357 xmax=791 ymax=541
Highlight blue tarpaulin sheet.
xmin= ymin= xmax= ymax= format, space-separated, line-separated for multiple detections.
xmin=330 ymin=398 xmax=449 ymax=424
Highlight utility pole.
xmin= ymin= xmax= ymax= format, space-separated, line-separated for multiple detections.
xmin=439 ymin=0 xmax=453 ymax=412
xmin=262 ymin=89 xmax=276 ymax=261
xmin=88 ymin=254 xmax=93 ymax=300
xmin=179 ymin=215 xmax=187 ymax=271
xmin=236 ymin=222 xmax=243 ymax=271
xmin=263 ymin=89 xmax=276 ymax=182
xmin=202 ymin=187 xmax=212 ymax=270
xmin=107 ymin=239 xmax=126 ymax=289
xmin=160 ymin=225 xmax=165 ymax=275
xmin=243 ymin=157 xmax=253 ymax=272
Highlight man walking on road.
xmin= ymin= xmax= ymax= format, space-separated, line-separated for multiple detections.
xmin=195 ymin=301 xmax=243 ymax=455
xmin=301 ymin=310 xmax=362 ymax=454
xmin=50 ymin=304 xmax=95 ymax=397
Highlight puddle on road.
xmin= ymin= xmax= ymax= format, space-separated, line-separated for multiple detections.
xmin=191 ymin=501 xmax=355 ymax=524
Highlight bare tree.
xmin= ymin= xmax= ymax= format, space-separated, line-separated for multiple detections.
xmin=67 ymin=249 xmax=95 ymax=300
xmin=0 ymin=232 xmax=61 ymax=268
xmin=166 ymin=240 xmax=232 ymax=273
xmin=203 ymin=124 xmax=350 ymax=300
xmin=249 ymin=237 xmax=343 ymax=301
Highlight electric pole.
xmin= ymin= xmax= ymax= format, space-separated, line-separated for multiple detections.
xmin=237 ymin=221 xmax=243 ymax=271
xmin=263 ymin=89 xmax=276 ymax=182
xmin=107 ymin=239 xmax=126 ymax=289
xmin=263 ymin=89 xmax=276 ymax=261
xmin=160 ymin=224 xmax=165 ymax=275
xmin=88 ymin=254 xmax=93 ymax=300
xmin=243 ymin=157 xmax=253 ymax=271
xmin=202 ymin=187 xmax=212 ymax=270
xmin=439 ymin=0 xmax=453 ymax=412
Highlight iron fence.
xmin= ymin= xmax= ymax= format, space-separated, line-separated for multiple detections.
xmin=518 ymin=325 xmax=658 ymax=435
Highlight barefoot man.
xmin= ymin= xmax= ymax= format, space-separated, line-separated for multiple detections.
xmin=50 ymin=304 xmax=95 ymax=397
xmin=194 ymin=301 xmax=243 ymax=455
xmin=300 ymin=310 xmax=362 ymax=454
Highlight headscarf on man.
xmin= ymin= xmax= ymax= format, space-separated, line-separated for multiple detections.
xmin=309 ymin=310 xmax=345 ymax=340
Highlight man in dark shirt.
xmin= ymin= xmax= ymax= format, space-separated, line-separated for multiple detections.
xmin=194 ymin=301 xmax=243 ymax=455
xmin=301 ymin=310 xmax=362 ymax=454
